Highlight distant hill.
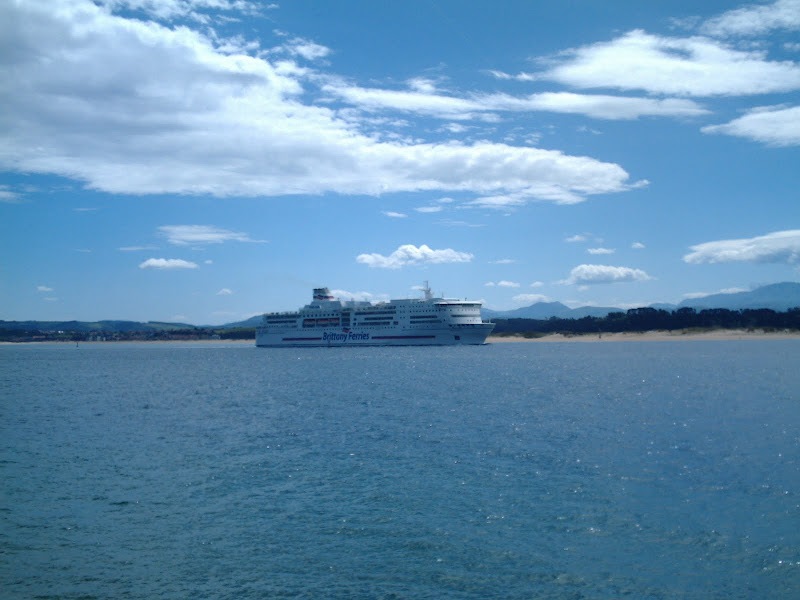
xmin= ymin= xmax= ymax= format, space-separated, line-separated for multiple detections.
xmin=483 ymin=301 xmax=572 ymax=320
xmin=649 ymin=303 xmax=678 ymax=311
xmin=218 ymin=315 xmax=263 ymax=328
xmin=678 ymin=282 xmax=800 ymax=312
xmin=0 ymin=320 xmax=196 ymax=332
xmin=568 ymin=305 xmax=628 ymax=318
xmin=483 ymin=282 xmax=800 ymax=320
xmin=483 ymin=302 xmax=624 ymax=320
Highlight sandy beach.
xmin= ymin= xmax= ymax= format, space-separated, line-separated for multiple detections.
xmin=488 ymin=329 xmax=800 ymax=343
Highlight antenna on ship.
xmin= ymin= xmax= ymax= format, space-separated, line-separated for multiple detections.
xmin=422 ymin=280 xmax=433 ymax=300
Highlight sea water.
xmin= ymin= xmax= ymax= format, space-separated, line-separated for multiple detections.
xmin=1 ymin=341 xmax=799 ymax=599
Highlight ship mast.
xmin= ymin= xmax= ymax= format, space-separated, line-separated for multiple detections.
xmin=422 ymin=280 xmax=433 ymax=300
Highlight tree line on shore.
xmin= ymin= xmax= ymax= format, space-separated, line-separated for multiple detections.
xmin=0 ymin=326 xmax=256 ymax=343
xmin=2 ymin=307 xmax=799 ymax=342
xmin=490 ymin=307 xmax=800 ymax=337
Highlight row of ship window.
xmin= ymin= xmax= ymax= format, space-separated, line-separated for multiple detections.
xmin=267 ymin=311 xmax=476 ymax=327
xmin=265 ymin=307 xmax=477 ymax=322
xmin=269 ymin=315 xmax=470 ymax=325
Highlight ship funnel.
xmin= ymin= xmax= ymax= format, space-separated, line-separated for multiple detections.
xmin=313 ymin=287 xmax=334 ymax=301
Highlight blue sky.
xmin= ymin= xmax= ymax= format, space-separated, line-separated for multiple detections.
xmin=2 ymin=0 xmax=799 ymax=324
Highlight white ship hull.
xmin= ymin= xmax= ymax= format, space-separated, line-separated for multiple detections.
xmin=256 ymin=323 xmax=494 ymax=347
xmin=255 ymin=284 xmax=494 ymax=348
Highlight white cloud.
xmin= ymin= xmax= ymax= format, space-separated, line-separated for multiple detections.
xmin=632 ymin=242 xmax=646 ymax=249
xmin=565 ymin=234 xmax=588 ymax=243
xmin=497 ymin=280 xmax=520 ymax=288
xmin=282 ymin=37 xmax=331 ymax=61
xmin=441 ymin=122 xmax=468 ymax=133
xmin=467 ymin=168 xmax=631 ymax=207
xmin=481 ymin=91 xmax=708 ymax=120
xmin=139 ymin=258 xmax=199 ymax=270
xmin=415 ymin=206 xmax=443 ymax=213
xmin=324 ymin=81 xmax=708 ymax=120
xmin=683 ymin=230 xmax=800 ymax=264
xmin=490 ymin=258 xmax=516 ymax=264
xmin=484 ymin=282 xmax=496 ymax=287
xmin=487 ymin=70 xmax=538 ymax=82
xmin=356 ymin=244 xmax=474 ymax=269
xmin=407 ymin=77 xmax=439 ymax=94
xmin=565 ymin=264 xmax=653 ymax=284
xmin=683 ymin=287 xmax=749 ymax=299
xmin=119 ymin=245 xmax=158 ymax=251
xmin=682 ymin=291 xmax=711 ymax=300
xmin=540 ymin=29 xmax=800 ymax=96
xmin=530 ymin=281 xmax=544 ymax=287
xmin=37 ymin=285 xmax=54 ymax=292
xmin=437 ymin=219 xmax=486 ymax=228
xmin=159 ymin=225 xmax=263 ymax=245
xmin=512 ymin=293 xmax=551 ymax=304
xmin=468 ymin=194 xmax=530 ymax=209
xmin=382 ymin=211 xmax=407 ymax=218
xmin=0 ymin=186 xmax=23 ymax=203
xmin=330 ymin=289 xmax=386 ymax=302
xmin=702 ymin=105 xmax=800 ymax=146
xmin=73 ymin=207 xmax=98 ymax=212
xmin=701 ymin=0 xmax=800 ymax=37
xmin=217 ymin=288 xmax=233 ymax=295
xmin=97 ymin=0 xmax=260 ymax=22
xmin=587 ymin=247 xmax=615 ymax=255
xmin=0 ymin=1 xmax=638 ymax=206
xmin=321 ymin=81 xmax=485 ymax=120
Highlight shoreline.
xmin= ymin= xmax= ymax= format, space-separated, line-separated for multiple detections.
xmin=0 ymin=339 xmax=254 ymax=345
xmin=3 ymin=329 xmax=800 ymax=345
xmin=488 ymin=329 xmax=800 ymax=342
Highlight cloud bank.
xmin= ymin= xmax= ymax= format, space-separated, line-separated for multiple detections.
xmin=702 ymin=105 xmax=800 ymax=147
xmin=159 ymin=225 xmax=261 ymax=245
xmin=356 ymin=244 xmax=474 ymax=269
xmin=513 ymin=294 xmax=551 ymax=304
xmin=330 ymin=289 xmax=386 ymax=302
xmin=701 ymin=0 xmax=800 ymax=37
xmin=325 ymin=81 xmax=708 ymax=121
xmin=139 ymin=258 xmax=199 ymax=270
xmin=565 ymin=264 xmax=653 ymax=284
xmin=683 ymin=230 xmax=800 ymax=264
xmin=540 ymin=29 xmax=800 ymax=96
xmin=0 ymin=0 xmax=637 ymax=206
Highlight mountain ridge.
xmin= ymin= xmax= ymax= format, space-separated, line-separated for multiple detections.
xmin=483 ymin=281 xmax=800 ymax=320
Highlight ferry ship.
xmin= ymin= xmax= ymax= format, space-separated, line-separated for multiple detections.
xmin=256 ymin=283 xmax=494 ymax=347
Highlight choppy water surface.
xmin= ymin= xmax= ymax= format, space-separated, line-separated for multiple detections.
xmin=2 ymin=341 xmax=799 ymax=599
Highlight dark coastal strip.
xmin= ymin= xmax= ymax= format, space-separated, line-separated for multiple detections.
xmin=491 ymin=307 xmax=800 ymax=338
xmin=2 ymin=306 xmax=799 ymax=343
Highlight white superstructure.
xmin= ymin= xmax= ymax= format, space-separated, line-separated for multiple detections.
xmin=256 ymin=283 xmax=494 ymax=347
